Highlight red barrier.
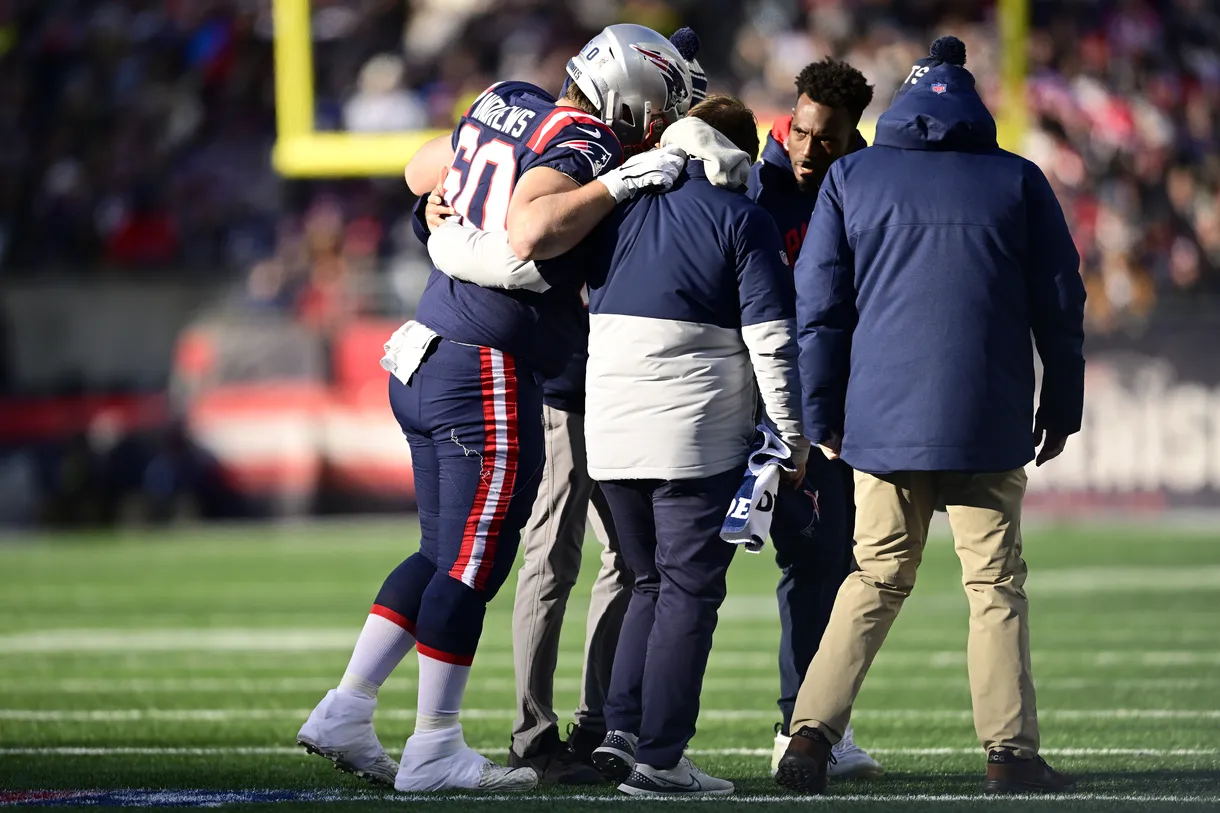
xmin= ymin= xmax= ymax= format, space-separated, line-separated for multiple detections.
xmin=0 ymin=394 xmax=168 ymax=444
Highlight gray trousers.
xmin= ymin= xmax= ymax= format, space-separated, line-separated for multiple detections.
xmin=511 ymin=405 xmax=631 ymax=757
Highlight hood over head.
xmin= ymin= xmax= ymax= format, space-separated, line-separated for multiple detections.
xmin=876 ymin=36 xmax=997 ymax=152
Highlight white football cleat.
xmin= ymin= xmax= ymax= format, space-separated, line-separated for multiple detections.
xmin=618 ymin=755 xmax=734 ymax=796
xmin=297 ymin=689 xmax=399 ymax=787
xmin=394 ymin=724 xmax=538 ymax=793
xmin=829 ymin=724 xmax=884 ymax=779
xmin=771 ymin=723 xmax=883 ymax=779
xmin=771 ymin=725 xmax=788 ymax=776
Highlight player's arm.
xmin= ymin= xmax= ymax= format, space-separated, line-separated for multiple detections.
xmin=417 ymin=168 xmax=549 ymax=292
xmin=429 ymin=221 xmax=552 ymax=292
xmin=403 ymin=135 xmax=455 ymax=197
xmin=507 ymin=147 xmax=688 ymax=262
xmin=506 ymin=167 xmax=612 ymax=262
xmin=736 ymin=206 xmax=810 ymax=480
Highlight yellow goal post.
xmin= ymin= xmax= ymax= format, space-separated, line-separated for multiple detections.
xmin=271 ymin=0 xmax=1027 ymax=178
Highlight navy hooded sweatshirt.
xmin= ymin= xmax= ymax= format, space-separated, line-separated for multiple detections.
xmin=747 ymin=116 xmax=867 ymax=263
xmin=794 ymin=62 xmax=1086 ymax=474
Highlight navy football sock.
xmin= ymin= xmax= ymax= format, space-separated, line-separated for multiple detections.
xmin=372 ymin=552 xmax=436 ymax=623
xmin=413 ymin=571 xmax=489 ymax=664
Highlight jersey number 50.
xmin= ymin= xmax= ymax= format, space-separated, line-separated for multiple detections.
xmin=442 ymin=124 xmax=516 ymax=231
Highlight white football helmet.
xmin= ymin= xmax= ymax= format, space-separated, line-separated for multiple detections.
xmin=565 ymin=24 xmax=693 ymax=148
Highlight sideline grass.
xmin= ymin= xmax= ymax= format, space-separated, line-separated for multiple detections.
xmin=1 ymin=520 xmax=1218 ymax=811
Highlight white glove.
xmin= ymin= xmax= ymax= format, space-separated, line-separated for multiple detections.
xmin=597 ymin=145 xmax=689 ymax=203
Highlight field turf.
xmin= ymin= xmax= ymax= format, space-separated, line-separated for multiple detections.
xmin=0 ymin=519 xmax=1218 ymax=811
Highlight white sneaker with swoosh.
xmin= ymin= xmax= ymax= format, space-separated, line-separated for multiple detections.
xmin=829 ymin=724 xmax=884 ymax=779
xmin=618 ymin=756 xmax=734 ymax=796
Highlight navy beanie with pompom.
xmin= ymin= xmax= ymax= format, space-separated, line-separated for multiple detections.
xmin=669 ymin=27 xmax=708 ymax=105
xmin=893 ymin=35 xmax=967 ymax=100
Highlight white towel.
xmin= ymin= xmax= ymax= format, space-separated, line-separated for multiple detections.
xmin=720 ymin=423 xmax=796 ymax=552
xmin=380 ymin=320 xmax=440 ymax=385
xmin=659 ymin=117 xmax=753 ymax=189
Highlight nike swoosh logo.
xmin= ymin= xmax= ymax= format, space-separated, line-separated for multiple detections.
xmin=575 ymin=126 xmax=602 ymax=138
xmin=651 ymin=774 xmax=701 ymax=791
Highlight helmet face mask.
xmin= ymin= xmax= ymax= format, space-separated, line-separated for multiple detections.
xmin=564 ymin=24 xmax=692 ymax=150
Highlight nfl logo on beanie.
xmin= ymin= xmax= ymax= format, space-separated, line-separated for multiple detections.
xmin=893 ymin=35 xmax=967 ymax=100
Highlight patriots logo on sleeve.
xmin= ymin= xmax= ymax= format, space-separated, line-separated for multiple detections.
xmin=563 ymin=139 xmax=614 ymax=176
xmin=630 ymin=45 xmax=690 ymax=113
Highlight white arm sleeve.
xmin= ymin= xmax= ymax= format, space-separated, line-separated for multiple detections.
xmin=741 ymin=318 xmax=810 ymax=464
xmin=427 ymin=221 xmax=551 ymax=293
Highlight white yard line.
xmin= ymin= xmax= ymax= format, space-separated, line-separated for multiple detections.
xmin=2 ymin=708 xmax=1217 ymax=723
xmin=0 ymin=747 xmax=308 ymax=756
xmin=351 ymin=792 xmax=1220 ymax=804
xmin=4 ymin=631 xmax=1220 ymax=670
xmin=4 ymin=676 xmax=1217 ymax=694
xmin=1 ymin=746 xmax=1217 ymax=758
xmin=0 ymin=788 xmax=1217 ymax=805
xmin=1031 ymin=565 xmax=1220 ymax=592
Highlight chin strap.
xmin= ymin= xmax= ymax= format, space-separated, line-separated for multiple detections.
xmin=621 ymin=113 xmax=675 ymax=159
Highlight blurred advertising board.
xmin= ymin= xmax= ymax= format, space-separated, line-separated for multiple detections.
xmin=1027 ymin=316 xmax=1220 ymax=512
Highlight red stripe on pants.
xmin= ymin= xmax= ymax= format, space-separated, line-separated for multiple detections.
xmin=473 ymin=352 xmax=518 ymax=590
xmin=370 ymin=604 xmax=416 ymax=635
xmin=416 ymin=641 xmax=476 ymax=667
xmin=449 ymin=346 xmax=500 ymax=585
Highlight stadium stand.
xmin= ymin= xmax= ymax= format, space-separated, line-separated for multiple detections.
xmin=4 ymin=0 xmax=1220 ymax=523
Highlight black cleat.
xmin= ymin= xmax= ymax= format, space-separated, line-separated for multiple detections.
xmin=774 ymin=726 xmax=833 ymax=795
xmin=567 ymin=723 xmax=606 ymax=764
xmin=983 ymin=750 xmax=1078 ymax=794
xmin=507 ymin=729 xmax=604 ymax=785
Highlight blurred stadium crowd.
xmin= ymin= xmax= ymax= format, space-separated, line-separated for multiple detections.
xmin=4 ymin=0 xmax=1220 ymax=336
xmin=4 ymin=0 xmax=1220 ymax=527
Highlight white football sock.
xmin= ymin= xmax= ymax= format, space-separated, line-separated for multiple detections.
xmin=414 ymin=650 xmax=470 ymax=732
xmin=337 ymin=611 xmax=416 ymax=699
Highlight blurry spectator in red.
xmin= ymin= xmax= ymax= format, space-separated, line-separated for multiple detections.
xmin=296 ymin=201 xmax=360 ymax=333
xmin=106 ymin=185 xmax=180 ymax=268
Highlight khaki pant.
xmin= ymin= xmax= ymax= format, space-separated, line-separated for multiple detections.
xmin=511 ymin=405 xmax=631 ymax=756
xmin=792 ymin=468 xmax=1038 ymax=758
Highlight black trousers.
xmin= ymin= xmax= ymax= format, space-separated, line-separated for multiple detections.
xmin=770 ymin=454 xmax=855 ymax=734
xmin=599 ymin=466 xmax=743 ymax=769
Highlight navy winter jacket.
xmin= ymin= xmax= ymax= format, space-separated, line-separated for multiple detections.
xmin=583 ymin=160 xmax=806 ymax=480
xmin=795 ymin=63 xmax=1086 ymax=474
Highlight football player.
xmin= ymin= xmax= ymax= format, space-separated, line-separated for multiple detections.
xmin=296 ymin=24 xmax=693 ymax=794
xmin=747 ymin=57 xmax=882 ymax=779
xmin=419 ymin=28 xmax=706 ymax=786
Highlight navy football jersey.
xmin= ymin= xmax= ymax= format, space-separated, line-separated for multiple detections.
xmin=414 ymin=81 xmax=623 ymax=377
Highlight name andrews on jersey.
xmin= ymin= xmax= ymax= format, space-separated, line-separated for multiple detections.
xmin=469 ymin=91 xmax=537 ymax=138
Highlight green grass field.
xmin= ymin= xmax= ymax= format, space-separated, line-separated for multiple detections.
xmin=1 ymin=519 xmax=1218 ymax=812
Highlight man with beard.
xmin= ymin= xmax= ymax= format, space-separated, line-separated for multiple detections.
xmin=747 ymin=57 xmax=882 ymax=780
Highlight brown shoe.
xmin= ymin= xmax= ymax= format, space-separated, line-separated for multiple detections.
xmin=983 ymin=750 xmax=1078 ymax=794
xmin=774 ymin=726 xmax=833 ymax=794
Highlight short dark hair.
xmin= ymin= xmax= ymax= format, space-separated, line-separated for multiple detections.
xmin=686 ymin=94 xmax=760 ymax=163
xmin=562 ymin=82 xmax=600 ymax=117
xmin=795 ymin=58 xmax=874 ymax=121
